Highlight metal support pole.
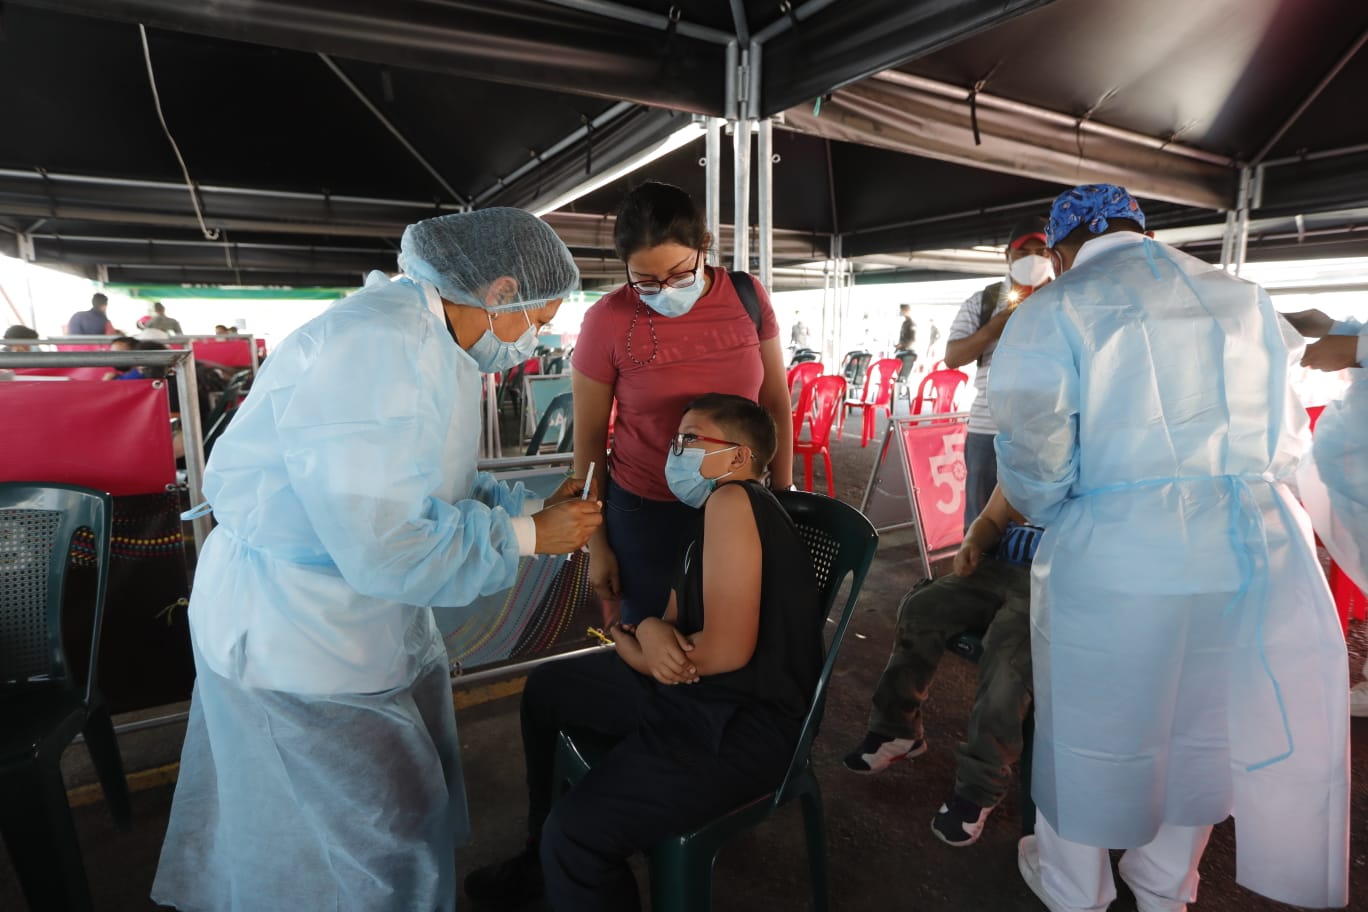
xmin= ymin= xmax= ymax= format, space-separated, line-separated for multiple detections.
xmin=757 ymin=118 xmax=774 ymax=289
xmin=705 ymin=117 xmax=723 ymax=264
xmin=732 ymin=118 xmax=753 ymax=272
xmin=1233 ymin=167 xmax=1252 ymax=276
xmin=174 ymin=352 xmax=210 ymax=553
xmin=318 ymin=54 xmax=469 ymax=208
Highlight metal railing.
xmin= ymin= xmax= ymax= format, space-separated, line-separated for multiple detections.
xmin=0 ymin=348 xmax=209 ymax=551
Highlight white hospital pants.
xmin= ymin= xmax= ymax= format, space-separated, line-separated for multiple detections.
xmin=1035 ymin=812 xmax=1213 ymax=912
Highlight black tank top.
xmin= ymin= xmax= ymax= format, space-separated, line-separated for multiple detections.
xmin=672 ymin=480 xmax=823 ymax=725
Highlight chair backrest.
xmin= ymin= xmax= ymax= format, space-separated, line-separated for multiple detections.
xmin=839 ymin=351 xmax=871 ymax=387
xmin=913 ymin=368 xmax=969 ymax=415
xmin=862 ymin=358 xmax=902 ymax=406
xmin=770 ymin=490 xmax=879 ymax=807
xmin=0 ymin=482 xmax=112 ymax=704
xmin=787 ymin=361 xmax=823 ymax=394
xmin=789 ymin=348 xmax=820 ymax=366
xmin=526 ymin=391 xmax=575 ymax=456
xmin=803 ymin=375 xmax=846 ymax=448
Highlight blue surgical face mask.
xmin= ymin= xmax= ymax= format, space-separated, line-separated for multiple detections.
xmin=638 ymin=263 xmax=705 ymax=317
xmin=665 ymin=445 xmax=736 ymax=508
xmin=466 ymin=310 xmax=538 ymax=374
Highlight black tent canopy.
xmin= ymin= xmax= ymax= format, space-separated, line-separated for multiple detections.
xmin=0 ymin=0 xmax=1365 ymax=292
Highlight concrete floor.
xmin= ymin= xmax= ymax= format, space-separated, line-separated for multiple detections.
xmin=4 ymin=413 xmax=1367 ymax=911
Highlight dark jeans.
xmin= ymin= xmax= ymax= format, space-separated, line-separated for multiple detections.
xmin=603 ymin=477 xmax=698 ymax=624
xmin=867 ymin=558 xmax=1032 ymax=809
xmin=521 ymin=652 xmax=792 ymax=912
xmin=963 ymin=431 xmax=998 ymax=530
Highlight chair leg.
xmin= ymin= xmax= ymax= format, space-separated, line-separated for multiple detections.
xmin=649 ymin=843 xmax=716 ymax=912
xmin=804 ymin=453 xmax=814 ymax=492
xmin=800 ymin=787 xmax=830 ymax=912
xmin=0 ymin=757 xmax=95 ymax=912
xmin=861 ymin=405 xmax=873 ymax=447
xmin=836 ymin=405 xmax=847 ymax=439
xmin=83 ymin=701 xmax=132 ymax=830
xmin=822 ymin=451 xmax=835 ymax=497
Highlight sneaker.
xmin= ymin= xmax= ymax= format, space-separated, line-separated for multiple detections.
xmin=931 ymin=794 xmax=992 ymax=847
xmin=1350 ymin=681 xmax=1368 ymax=718
xmin=842 ymin=730 xmax=927 ymax=773
xmin=464 ymin=844 xmax=543 ymax=907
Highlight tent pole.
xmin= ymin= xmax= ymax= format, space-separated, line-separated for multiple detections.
xmin=733 ymin=117 xmax=753 ymax=272
xmin=1233 ymin=167 xmax=1252 ymax=276
xmin=705 ymin=118 xmax=723 ymax=264
xmin=317 ymin=54 xmax=470 ymax=209
xmin=757 ymin=118 xmax=774 ymax=289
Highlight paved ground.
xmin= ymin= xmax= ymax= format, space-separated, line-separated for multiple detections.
xmin=4 ymin=415 xmax=1367 ymax=911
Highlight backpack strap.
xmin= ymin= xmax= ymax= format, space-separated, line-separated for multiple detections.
xmin=729 ymin=270 xmax=764 ymax=335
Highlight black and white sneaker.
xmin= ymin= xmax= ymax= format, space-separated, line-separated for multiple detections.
xmin=842 ymin=730 xmax=927 ymax=773
xmin=931 ymin=794 xmax=992 ymax=847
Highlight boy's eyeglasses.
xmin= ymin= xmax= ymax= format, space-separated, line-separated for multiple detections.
xmin=670 ymin=433 xmax=740 ymax=456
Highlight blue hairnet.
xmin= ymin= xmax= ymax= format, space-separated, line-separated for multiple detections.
xmin=398 ymin=208 xmax=579 ymax=312
xmin=1046 ymin=184 xmax=1146 ymax=246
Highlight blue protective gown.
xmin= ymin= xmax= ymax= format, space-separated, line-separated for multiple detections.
xmin=1299 ymin=319 xmax=1368 ymax=594
xmin=153 ymin=271 xmax=538 ymax=912
xmin=988 ymin=234 xmax=1349 ymax=908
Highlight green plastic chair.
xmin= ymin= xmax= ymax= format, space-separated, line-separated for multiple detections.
xmin=553 ymin=490 xmax=879 ymax=912
xmin=0 ymin=482 xmax=131 ymax=912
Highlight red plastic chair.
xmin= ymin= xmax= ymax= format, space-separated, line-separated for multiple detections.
xmin=912 ymin=368 xmax=969 ymax=416
xmin=787 ymin=361 xmax=824 ymax=395
xmin=838 ymin=358 xmax=900 ymax=448
xmin=793 ymin=375 xmax=846 ymax=495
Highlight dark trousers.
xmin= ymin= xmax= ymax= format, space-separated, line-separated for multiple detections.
xmin=521 ymin=652 xmax=792 ymax=912
xmin=603 ymin=477 xmax=698 ymax=624
xmin=963 ymin=431 xmax=999 ymax=530
xmin=867 ymin=559 xmax=1032 ymax=809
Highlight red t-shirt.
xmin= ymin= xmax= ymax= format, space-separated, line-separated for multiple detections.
xmin=572 ymin=267 xmax=779 ymax=501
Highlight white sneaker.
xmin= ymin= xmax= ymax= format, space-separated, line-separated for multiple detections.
xmin=1018 ymin=835 xmax=1076 ymax=912
xmin=1349 ymin=681 xmax=1368 ymax=718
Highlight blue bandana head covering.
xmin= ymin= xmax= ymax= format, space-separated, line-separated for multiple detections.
xmin=1046 ymin=184 xmax=1146 ymax=246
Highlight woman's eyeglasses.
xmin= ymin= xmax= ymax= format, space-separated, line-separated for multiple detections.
xmin=670 ymin=432 xmax=740 ymax=456
xmin=627 ymin=249 xmax=704 ymax=296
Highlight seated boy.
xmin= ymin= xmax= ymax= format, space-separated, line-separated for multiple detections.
xmin=843 ymin=484 xmax=1037 ymax=847
xmin=466 ymin=393 xmax=822 ymax=911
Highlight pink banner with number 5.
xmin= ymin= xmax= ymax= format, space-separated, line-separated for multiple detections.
xmin=901 ymin=421 xmax=968 ymax=553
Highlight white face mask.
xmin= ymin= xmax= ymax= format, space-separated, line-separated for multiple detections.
xmin=1009 ymin=254 xmax=1053 ymax=288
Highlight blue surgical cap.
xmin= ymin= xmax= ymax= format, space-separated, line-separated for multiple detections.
xmin=1046 ymin=184 xmax=1146 ymax=247
xmin=398 ymin=208 xmax=579 ymax=312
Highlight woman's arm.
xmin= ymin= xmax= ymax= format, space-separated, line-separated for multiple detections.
xmin=757 ymin=337 xmax=794 ymax=488
xmin=674 ymin=483 xmax=762 ymax=674
xmin=571 ymin=370 xmax=613 ymax=499
xmin=572 ymin=370 xmax=622 ymax=610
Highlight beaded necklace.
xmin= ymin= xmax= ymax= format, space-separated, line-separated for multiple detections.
xmin=625 ymin=301 xmax=659 ymax=365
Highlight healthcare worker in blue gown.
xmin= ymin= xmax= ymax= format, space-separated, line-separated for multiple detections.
xmin=988 ymin=185 xmax=1349 ymax=912
xmin=1288 ymin=308 xmax=1368 ymax=714
xmin=152 ymin=208 xmax=604 ymax=912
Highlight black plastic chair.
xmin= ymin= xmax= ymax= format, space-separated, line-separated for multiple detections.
xmin=946 ymin=631 xmax=1035 ymax=835
xmin=839 ymin=350 xmax=872 ymax=389
xmin=0 ymin=482 xmax=131 ymax=912
xmin=554 ymin=491 xmax=879 ymax=912
xmin=525 ymin=391 xmax=574 ymax=456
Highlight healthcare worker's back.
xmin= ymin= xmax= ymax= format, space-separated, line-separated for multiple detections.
xmin=989 ymin=186 xmax=1348 ymax=910
xmin=153 ymin=208 xmax=600 ymax=912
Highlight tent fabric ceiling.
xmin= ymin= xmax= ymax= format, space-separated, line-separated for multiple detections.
xmin=1 ymin=0 xmax=1367 ymax=291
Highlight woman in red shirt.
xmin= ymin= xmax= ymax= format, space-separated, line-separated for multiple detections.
xmin=571 ymin=182 xmax=793 ymax=624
